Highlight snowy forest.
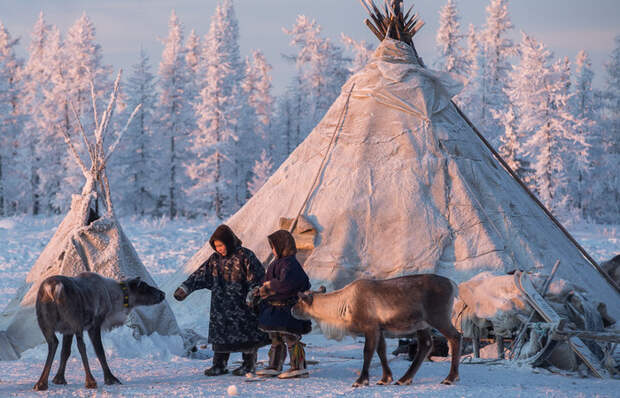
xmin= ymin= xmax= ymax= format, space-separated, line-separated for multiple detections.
xmin=0 ymin=0 xmax=617 ymax=223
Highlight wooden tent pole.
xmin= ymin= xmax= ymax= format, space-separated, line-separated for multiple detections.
xmin=262 ymin=84 xmax=356 ymax=266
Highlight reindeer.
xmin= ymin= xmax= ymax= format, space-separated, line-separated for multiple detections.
xmin=291 ymin=274 xmax=461 ymax=387
xmin=33 ymin=272 xmax=165 ymax=391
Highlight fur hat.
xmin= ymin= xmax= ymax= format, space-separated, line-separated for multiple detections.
xmin=267 ymin=230 xmax=297 ymax=259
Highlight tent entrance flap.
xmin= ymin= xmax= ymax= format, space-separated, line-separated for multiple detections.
xmin=279 ymin=216 xmax=317 ymax=266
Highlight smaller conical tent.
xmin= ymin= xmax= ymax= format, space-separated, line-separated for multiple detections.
xmin=0 ymin=72 xmax=180 ymax=360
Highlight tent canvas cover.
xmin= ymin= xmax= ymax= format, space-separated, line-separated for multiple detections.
xmin=165 ymin=4 xmax=619 ymax=330
xmin=0 ymin=73 xmax=179 ymax=361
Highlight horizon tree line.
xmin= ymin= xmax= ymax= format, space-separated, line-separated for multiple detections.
xmin=0 ymin=0 xmax=618 ymax=224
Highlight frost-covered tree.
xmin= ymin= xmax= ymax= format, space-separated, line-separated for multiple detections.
xmin=283 ymin=16 xmax=350 ymax=140
xmin=248 ymin=149 xmax=273 ymax=196
xmin=570 ymin=50 xmax=597 ymax=216
xmin=184 ymin=29 xmax=201 ymax=108
xmin=505 ymin=34 xmax=554 ymax=204
xmin=244 ymin=50 xmax=274 ymax=138
xmin=477 ymin=0 xmax=515 ymax=144
xmin=29 ymin=25 xmax=67 ymax=214
xmin=274 ymin=17 xmax=351 ymax=167
xmin=507 ymin=33 xmax=586 ymax=215
xmin=273 ymin=76 xmax=304 ymax=165
xmin=111 ymin=48 xmax=158 ymax=215
xmin=458 ymin=23 xmax=482 ymax=114
xmin=341 ymin=33 xmax=374 ymax=73
xmin=241 ymin=50 xmax=275 ymax=195
xmin=54 ymin=13 xmax=111 ymax=212
xmin=185 ymin=29 xmax=201 ymax=79
xmin=187 ymin=0 xmax=243 ymax=218
xmin=20 ymin=14 xmax=71 ymax=215
xmin=243 ymin=50 xmax=274 ymax=143
xmin=435 ymin=0 xmax=467 ymax=74
xmin=590 ymin=36 xmax=620 ymax=222
xmin=494 ymin=105 xmax=521 ymax=173
xmin=573 ymin=51 xmax=595 ymax=120
xmin=155 ymin=10 xmax=193 ymax=218
xmin=0 ymin=21 xmax=23 ymax=215
xmin=18 ymin=13 xmax=48 ymax=215
xmin=554 ymin=56 xmax=589 ymax=215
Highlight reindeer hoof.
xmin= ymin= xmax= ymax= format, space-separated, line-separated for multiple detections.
xmin=377 ymin=376 xmax=393 ymax=385
xmin=105 ymin=376 xmax=122 ymax=385
xmin=85 ymin=379 xmax=97 ymax=389
xmin=33 ymin=382 xmax=48 ymax=391
xmin=395 ymin=378 xmax=412 ymax=386
xmin=441 ymin=376 xmax=458 ymax=385
xmin=52 ymin=376 xmax=67 ymax=385
xmin=352 ymin=378 xmax=369 ymax=387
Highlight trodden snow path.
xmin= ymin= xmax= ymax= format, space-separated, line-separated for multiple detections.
xmin=0 ymin=216 xmax=618 ymax=397
xmin=0 ymin=334 xmax=617 ymax=397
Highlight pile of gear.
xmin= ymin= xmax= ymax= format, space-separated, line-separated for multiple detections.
xmin=453 ymin=270 xmax=618 ymax=376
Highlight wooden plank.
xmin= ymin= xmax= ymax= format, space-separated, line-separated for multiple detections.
xmin=567 ymin=336 xmax=611 ymax=378
xmin=554 ymin=330 xmax=620 ymax=344
xmin=518 ymin=273 xmax=562 ymax=323
xmin=518 ymin=273 xmax=611 ymax=378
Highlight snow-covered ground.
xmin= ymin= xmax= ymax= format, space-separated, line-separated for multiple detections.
xmin=0 ymin=216 xmax=618 ymax=397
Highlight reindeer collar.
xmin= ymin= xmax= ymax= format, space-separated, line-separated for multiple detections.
xmin=119 ymin=282 xmax=130 ymax=308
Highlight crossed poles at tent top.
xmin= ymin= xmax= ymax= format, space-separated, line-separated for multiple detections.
xmin=359 ymin=0 xmax=424 ymax=46
xmin=59 ymin=69 xmax=141 ymax=216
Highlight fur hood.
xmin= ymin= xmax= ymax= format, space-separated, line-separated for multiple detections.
xmin=267 ymin=230 xmax=297 ymax=259
xmin=209 ymin=224 xmax=242 ymax=256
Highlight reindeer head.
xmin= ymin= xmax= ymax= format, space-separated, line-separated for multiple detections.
xmin=291 ymin=286 xmax=326 ymax=320
xmin=125 ymin=277 xmax=165 ymax=307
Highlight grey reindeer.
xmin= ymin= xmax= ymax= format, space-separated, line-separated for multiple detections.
xmin=33 ymin=272 xmax=165 ymax=391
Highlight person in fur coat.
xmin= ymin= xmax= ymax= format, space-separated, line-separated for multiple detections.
xmin=253 ymin=230 xmax=312 ymax=378
xmin=174 ymin=225 xmax=268 ymax=376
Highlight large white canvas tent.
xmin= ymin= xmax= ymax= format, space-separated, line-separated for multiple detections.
xmin=0 ymin=73 xmax=180 ymax=361
xmin=165 ymin=1 xmax=620 ymax=331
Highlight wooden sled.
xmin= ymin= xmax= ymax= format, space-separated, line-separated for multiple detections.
xmin=516 ymin=272 xmax=611 ymax=378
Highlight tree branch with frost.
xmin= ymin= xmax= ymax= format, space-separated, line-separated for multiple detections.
xmin=79 ymin=65 xmax=101 ymax=134
xmin=67 ymin=98 xmax=97 ymax=171
xmin=57 ymin=125 xmax=89 ymax=177
xmin=89 ymin=78 xmax=100 ymax=133
xmin=58 ymin=66 xmax=98 ymax=169
xmin=104 ymin=103 xmax=142 ymax=166
xmin=96 ymin=70 xmax=122 ymax=157
xmin=101 ymin=168 xmax=114 ymax=214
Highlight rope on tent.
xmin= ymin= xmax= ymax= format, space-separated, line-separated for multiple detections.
xmin=263 ymin=84 xmax=356 ymax=265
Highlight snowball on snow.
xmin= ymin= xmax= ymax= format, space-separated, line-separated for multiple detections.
xmin=227 ymin=385 xmax=238 ymax=396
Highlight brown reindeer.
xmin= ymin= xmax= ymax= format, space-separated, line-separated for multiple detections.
xmin=291 ymin=274 xmax=461 ymax=387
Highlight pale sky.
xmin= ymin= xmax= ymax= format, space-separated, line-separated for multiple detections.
xmin=1 ymin=0 xmax=618 ymax=93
